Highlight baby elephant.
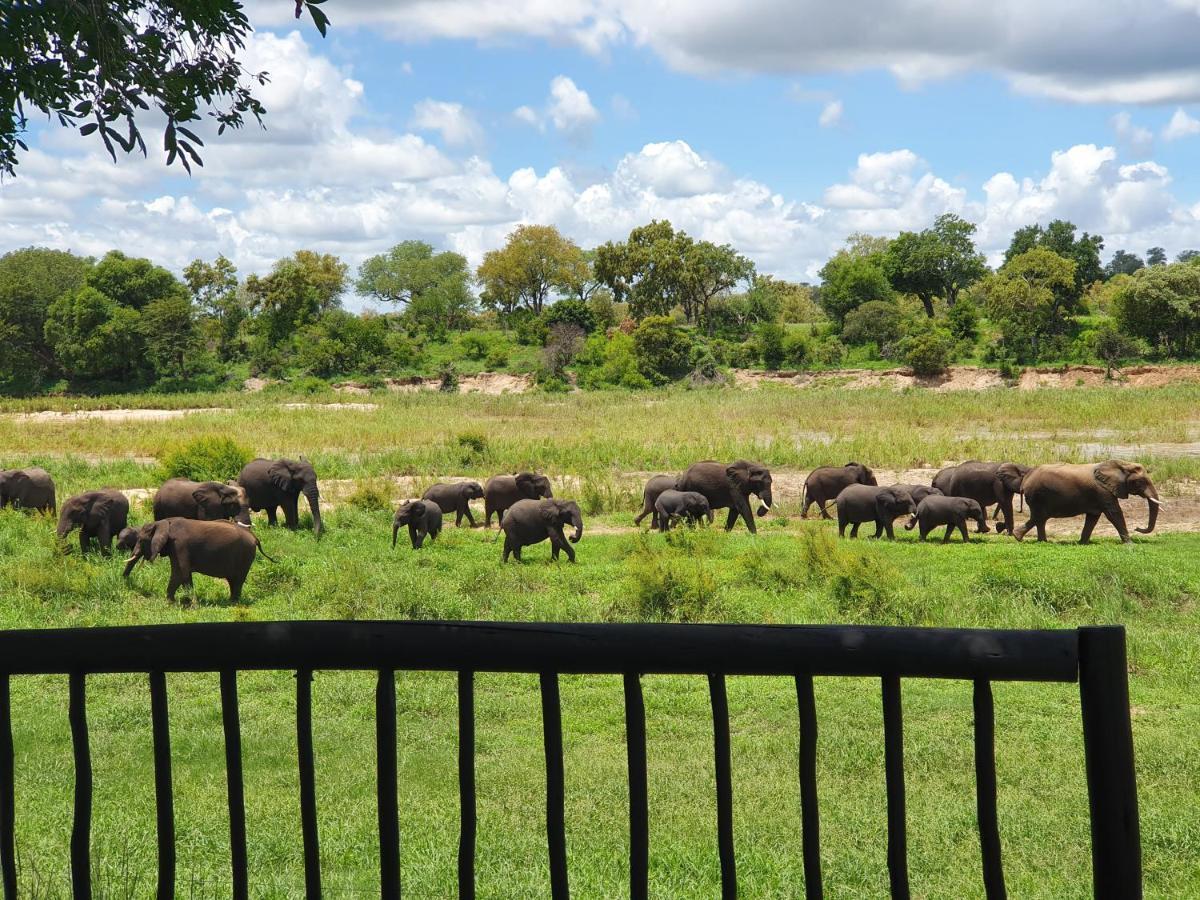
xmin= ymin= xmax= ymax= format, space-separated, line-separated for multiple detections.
xmin=421 ymin=481 xmax=484 ymax=527
xmin=654 ymin=490 xmax=711 ymax=532
xmin=123 ymin=518 xmax=273 ymax=603
xmin=57 ymin=489 xmax=130 ymax=554
xmin=392 ymin=499 xmax=443 ymax=549
xmin=906 ymin=496 xmax=987 ymax=543
xmin=836 ymin=485 xmax=917 ymax=540
xmin=501 ymin=498 xmax=583 ymax=562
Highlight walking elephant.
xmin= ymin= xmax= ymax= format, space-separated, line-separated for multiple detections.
xmin=0 ymin=467 xmax=56 ymax=514
xmin=836 ymin=485 xmax=917 ymax=540
xmin=392 ymin=499 xmax=443 ymax=549
xmin=238 ymin=458 xmax=323 ymax=537
xmin=653 ymin=490 xmax=711 ymax=532
xmin=895 ymin=484 xmax=943 ymax=506
xmin=905 ymin=495 xmax=986 ymax=543
xmin=500 ymin=498 xmax=583 ymax=562
xmin=676 ymin=460 xmax=772 ymax=534
xmin=484 ymin=472 xmax=552 ymax=527
xmin=932 ymin=461 xmax=1029 ymax=534
xmin=123 ymin=518 xmax=274 ymax=603
xmin=57 ymin=489 xmax=130 ymax=554
xmin=422 ymin=481 xmax=484 ymax=527
xmin=633 ymin=475 xmax=678 ymax=528
xmin=802 ymin=463 xmax=877 ymax=519
xmin=1014 ymin=460 xmax=1160 ymax=544
xmin=153 ymin=479 xmax=251 ymax=524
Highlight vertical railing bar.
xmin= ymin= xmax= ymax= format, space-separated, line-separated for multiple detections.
xmin=973 ymin=679 xmax=1006 ymax=899
xmin=0 ymin=675 xmax=15 ymax=900
xmin=149 ymin=671 xmax=176 ymax=900
xmin=296 ymin=669 xmax=321 ymax=900
xmin=623 ymin=673 xmax=649 ymax=900
xmin=458 ymin=671 xmax=476 ymax=900
xmin=220 ymin=670 xmax=249 ymax=900
xmin=708 ymin=673 xmax=736 ymax=900
xmin=540 ymin=672 xmax=569 ymax=900
xmin=69 ymin=672 xmax=92 ymax=900
xmin=881 ymin=675 xmax=909 ymax=900
xmin=377 ymin=669 xmax=400 ymax=900
xmin=795 ymin=675 xmax=823 ymax=900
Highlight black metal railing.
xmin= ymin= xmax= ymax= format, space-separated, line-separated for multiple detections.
xmin=0 ymin=621 xmax=1140 ymax=899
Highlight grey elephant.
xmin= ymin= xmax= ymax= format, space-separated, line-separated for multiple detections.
xmin=392 ymin=499 xmax=443 ymax=549
xmin=238 ymin=458 xmax=323 ymax=537
xmin=676 ymin=460 xmax=772 ymax=534
xmin=932 ymin=461 xmax=1029 ymax=534
xmin=153 ymin=479 xmax=251 ymax=524
xmin=633 ymin=475 xmax=678 ymax=528
xmin=421 ymin=481 xmax=484 ymax=527
xmin=802 ymin=463 xmax=877 ymax=519
xmin=654 ymin=490 xmax=711 ymax=532
xmin=895 ymin=484 xmax=943 ymax=506
xmin=1015 ymin=460 xmax=1160 ymax=544
xmin=123 ymin=518 xmax=274 ymax=603
xmin=500 ymin=498 xmax=583 ymax=562
xmin=57 ymin=489 xmax=130 ymax=554
xmin=0 ymin=467 xmax=56 ymax=514
xmin=905 ymin=495 xmax=986 ymax=543
xmin=484 ymin=472 xmax=553 ymax=527
xmin=836 ymin=485 xmax=917 ymax=539
xmin=117 ymin=526 xmax=138 ymax=553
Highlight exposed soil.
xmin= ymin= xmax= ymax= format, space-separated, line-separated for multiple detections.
xmin=734 ymin=364 xmax=1200 ymax=391
xmin=10 ymin=407 xmax=231 ymax=423
xmin=281 ymin=402 xmax=379 ymax=412
xmin=382 ymin=373 xmax=532 ymax=395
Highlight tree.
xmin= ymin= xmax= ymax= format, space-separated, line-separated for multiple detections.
xmin=978 ymin=248 xmax=1077 ymax=361
xmin=477 ymin=225 xmax=587 ymax=318
xmin=1089 ymin=322 xmax=1144 ymax=377
xmin=632 ymin=316 xmax=693 ymax=384
xmin=245 ymin=251 xmax=347 ymax=361
xmin=1104 ymin=250 xmax=1144 ymax=279
xmin=1004 ymin=220 xmax=1103 ymax=298
xmin=0 ymin=247 xmax=91 ymax=390
xmin=883 ymin=214 xmax=987 ymax=317
xmin=140 ymin=294 xmax=198 ymax=380
xmin=184 ymin=255 xmax=246 ymax=360
xmin=357 ymin=241 xmax=474 ymax=334
xmin=1146 ymin=247 xmax=1168 ymax=267
xmin=842 ymin=301 xmax=902 ymax=349
xmin=1175 ymin=250 xmax=1200 ymax=264
xmin=542 ymin=299 xmax=597 ymax=335
xmin=2 ymin=1 xmax=330 ymax=177
xmin=44 ymin=286 xmax=145 ymax=383
xmin=817 ymin=248 xmax=893 ymax=326
xmin=558 ymin=249 xmax=606 ymax=303
xmin=1111 ymin=263 xmax=1200 ymax=356
xmin=88 ymin=251 xmax=184 ymax=310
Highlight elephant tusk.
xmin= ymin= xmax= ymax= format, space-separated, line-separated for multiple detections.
xmin=236 ymin=521 xmax=253 ymax=528
xmin=759 ymin=501 xmax=771 ymax=511
xmin=124 ymin=555 xmax=138 ymax=565
xmin=1147 ymin=497 xmax=1165 ymax=506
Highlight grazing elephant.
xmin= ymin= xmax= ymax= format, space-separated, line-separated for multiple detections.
xmin=153 ymin=479 xmax=251 ymax=524
xmin=117 ymin=527 xmax=138 ymax=553
xmin=895 ymin=484 xmax=943 ymax=506
xmin=484 ymin=472 xmax=553 ymax=526
xmin=633 ymin=475 xmax=678 ymax=528
xmin=238 ymin=458 xmax=323 ymax=537
xmin=0 ymin=467 xmax=56 ymax=514
xmin=677 ymin=460 xmax=773 ymax=534
xmin=501 ymin=498 xmax=583 ymax=562
xmin=422 ymin=481 xmax=484 ymax=527
xmin=1015 ymin=460 xmax=1160 ymax=544
xmin=122 ymin=518 xmax=274 ymax=603
xmin=392 ymin=499 xmax=443 ymax=549
xmin=905 ymin=496 xmax=986 ymax=543
xmin=932 ymin=461 xmax=1029 ymax=534
xmin=802 ymin=463 xmax=877 ymax=519
xmin=653 ymin=490 xmax=711 ymax=532
xmin=57 ymin=489 xmax=130 ymax=554
xmin=836 ymin=485 xmax=917 ymax=540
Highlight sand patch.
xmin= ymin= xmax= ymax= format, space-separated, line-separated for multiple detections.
xmin=11 ymin=408 xmax=230 ymax=423
xmin=385 ymin=373 xmax=532 ymax=395
xmin=733 ymin=364 xmax=1200 ymax=392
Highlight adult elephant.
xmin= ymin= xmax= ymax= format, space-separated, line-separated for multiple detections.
xmin=802 ymin=463 xmax=876 ymax=519
xmin=676 ymin=460 xmax=772 ymax=534
xmin=0 ymin=467 xmax=56 ymax=514
xmin=238 ymin=458 xmax=323 ymax=537
xmin=895 ymin=484 xmax=943 ymax=506
xmin=123 ymin=518 xmax=274 ymax=603
xmin=422 ymin=481 xmax=484 ymax=527
xmin=932 ymin=461 xmax=1029 ymax=534
xmin=483 ymin=472 xmax=552 ymax=527
xmin=153 ymin=479 xmax=250 ymax=524
xmin=1015 ymin=460 xmax=1160 ymax=544
xmin=633 ymin=475 xmax=678 ymax=528
xmin=57 ymin=489 xmax=130 ymax=554
xmin=500 ymin=498 xmax=583 ymax=562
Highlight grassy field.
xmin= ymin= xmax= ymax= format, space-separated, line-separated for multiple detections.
xmin=1 ymin=383 xmax=1198 ymax=896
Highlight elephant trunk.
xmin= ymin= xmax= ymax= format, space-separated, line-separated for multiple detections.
xmin=304 ymin=483 xmax=323 ymax=538
xmin=568 ymin=508 xmax=583 ymax=543
xmin=56 ymin=510 xmax=72 ymax=539
xmin=1137 ymin=484 xmax=1161 ymax=534
xmin=904 ymin=514 xmax=917 ymax=531
xmin=756 ymin=485 xmax=773 ymax=516
xmin=391 ymin=521 xmax=400 ymax=549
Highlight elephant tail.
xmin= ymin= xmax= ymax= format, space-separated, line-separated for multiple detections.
xmin=254 ymin=537 xmax=277 ymax=563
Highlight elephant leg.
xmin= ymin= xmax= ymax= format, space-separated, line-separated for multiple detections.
xmin=959 ymin=520 xmax=970 ymax=543
xmin=737 ymin=497 xmax=756 ymax=534
xmin=502 ymin=536 xmax=513 ymax=562
xmin=283 ymin=496 xmax=300 ymax=529
xmin=464 ymin=505 xmax=477 ymax=527
xmin=849 ymin=522 xmax=860 ymax=538
xmin=658 ymin=514 xmax=670 ymax=533
xmin=633 ymin=504 xmax=650 ymax=526
xmin=1035 ymin=520 xmax=1047 ymax=542
xmin=818 ymin=501 xmax=833 ymax=520
xmin=455 ymin=508 xmax=464 ymax=527
xmin=838 ymin=517 xmax=847 ymax=537
xmin=1079 ymin=513 xmax=1101 ymax=544
xmin=411 ymin=526 xmax=425 ymax=549
xmin=551 ymin=528 xmax=575 ymax=562
xmin=228 ymin=574 xmax=246 ymax=604
xmin=883 ymin=520 xmax=896 ymax=540
xmin=96 ymin=523 xmax=112 ymax=555
xmin=724 ymin=508 xmax=739 ymax=532
xmin=1102 ymin=506 xmax=1131 ymax=543
xmin=265 ymin=505 xmax=278 ymax=526
xmin=800 ymin=496 xmax=811 ymax=518
xmin=166 ymin=562 xmax=184 ymax=602
xmin=942 ymin=524 xmax=954 ymax=544
xmin=78 ymin=530 xmax=89 ymax=554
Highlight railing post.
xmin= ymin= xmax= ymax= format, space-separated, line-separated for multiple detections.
xmin=1078 ymin=626 xmax=1141 ymax=900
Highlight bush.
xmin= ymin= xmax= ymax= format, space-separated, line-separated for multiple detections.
xmin=842 ymin=300 xmax=901 ymax=349
xmin=456 ymin=431 xmax=489 ymax=464
xmin=946 ymin=297 xmax=979 ymax=342
xmin=623 ymin=536 xmax=720 ymax=622
xmin=158 ymin=436 xmax=253 ymax=483
xmin=484 ymin=347 xmax=509 ymax=369
xmin=534 ymin=367 xmax=571 ymax=393
xmin=438 ymin=363 xmax=459 ymax=393
xmin=345 ymin=481 xmax=393 ymax=512
xmin=632 ymin=316 xmax=693 ymax=385
xmin=542 ymin=323 xmax=585 ymax=377
xmin=459 ymin=332 xmax=492 ymax=360
xmin=756 ymin=322 xmax=786 ymax=370
xmin=897 ymin=327 xmax=957 ymax=376
xmin=575 ymin=331 xmax=651 ymax=390
xmin=811 ymin=336 xmax=847 ymax=367
xmin=783 ymin=331 xmax=811 ymax=368
xmin=542 ymin=298 xmax=597 ymax=335
xmin=1088 ymin=322 xmax=1148 ymax=375
xmin=510 ymin=309 xmax=548 ymax=346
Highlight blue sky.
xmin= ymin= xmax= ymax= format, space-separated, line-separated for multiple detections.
xmin=6 ymin=0 xmax=1200 ymax=292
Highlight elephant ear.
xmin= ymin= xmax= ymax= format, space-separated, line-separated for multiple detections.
xmin=268 ymin=461 xmax=295 ymax=492
xmin=1093 ymin=461 xmax=1129 ymax=498
xmin=725 ymin=464 xmax=750 ymax=490
xmin=539 ymin=501 xmax=562 ymax=527
xmin=89 ymin=494 xmax=114 ymax=522
xmin=148 ymin=522 xmax=172 ymax=562
xmin=192 ymin=486 xmax=217 ymax=513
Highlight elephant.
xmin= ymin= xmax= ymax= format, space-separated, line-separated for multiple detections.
xmin=122 ymin=518 xmax=274 ymax=603
xmin=500 ymin=498 xmax=583 ymax=562
xmin=421 ymin=481 xmax=484 ymax=527
xmin=653 ymin=490 xmax=711 ymax=532
xmin=0 ymin=467 xmax=56 ymax=514
xmin=932 ymin=461 xmax=1029 ymax=534
xmin=238 ymin=458 xmax=323 ymax=537
xmin=484 ymin=472 xmax=553 ymax=527
xmin=905 ymin=496 xmax=986 ymax=543
xmin=802 ymin=463 xmax=877 ymax=519
xmin=392 ymin=499 xmax=443 ymax=549
xmin=117 ymin=527 xmax=138 ymax=553
xmin=1014 ymin=460 xmax=1160 ymax=544
xmin=676 ymin=460 xmax=773 ymax=534
xmin=895 ymin=484 xmax=944 ymax=506
xmin=836 ymin=485 xmax=917 ymax=540
xmin=57 ymin=489 xmax=130 ymax=554
xmin=633 ymin=475 xmax=678 ymax=529
xmin=153 ymin=478 xmax=251 ymax=524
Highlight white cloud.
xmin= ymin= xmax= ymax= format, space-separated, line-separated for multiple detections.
xmin=1111 ymin=112 xmax=1153 ymax=157
xmin=818 ymin=99 xmax=844 ymax=128
xmin=548 ymin=76 xmax=600 ymax=134
xmin=513 ymin=105 xmax=544 ymax=131
xmin=409 ymin=99 xmax=484 ymax=148
xmin=1163 ymin=107 xmax=1200 ymax=140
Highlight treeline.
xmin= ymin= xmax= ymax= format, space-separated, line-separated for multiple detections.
xmin=2 ymin=217 xmax=1199 ymax=395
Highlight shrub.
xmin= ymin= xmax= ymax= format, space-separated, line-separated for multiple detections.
xmin=623 ymin=536 xmax=720 ymax=622
xmin=456 ymin=431 xmax=489 ymax=464
xmin=510 ymin=309 xmax=548 ymax=346
xmin=158 ymin=436 xmax=253 ymax=483
xmin=811 ymin=336 xmax=847 ymax=367
xmin=438 ymin=363 xmax=459 ymax=393
xmin=1088 ymin=322 xmax=1147 ymax=376
xmin=542 ymin=323 xmax=585 ymax=377
xmin=345 ymin=480 xmax=393 ymax=512
xmin=756 ymin=322 xmax=787 ymax=370
xmin=897 ymin=327 xmax=956 ymax=376
xmin=484 ymin=347 xmax=509 ymax=370
xmin=632 ymin=316 xmax=693 ymax=384
xmin=842 ymin=300 xmax=901 ymax=348
xmin=946 ymin=297 xmax=980 ymax=342
xmin=542 ymin=298 xmax=597 ymax=335
xmin=534 ymin=368 xmax=571 ymax=393
xmin=575 ymin=331 xmax=650 ymax=389
xmin=783 ymin=331 xmax=811 ymax=368
xmin=459 ymin=332 xmax=492 ymax=360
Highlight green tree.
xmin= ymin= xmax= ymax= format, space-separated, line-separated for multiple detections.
xmin=897 ymin=326 xmax=957 ymax=376
xmin=1004 ymin=220 xmax=1103 ymax=298
xmin=245 ymin=251 xmax=348 ymax=356
xmin=0 ymin=247 xmax=91 ymax=389
xmin=1146 ymin=247 xmax=1168 ymax=267
xmin=978 ymin=248 xmax=1077 ymax=361
xmin=756 ymin=323 xmax=786 ymax=370
xmin=818 ymin=247 xmax=893 ymax=326
xmin=1111 ymin=263 xmax=1200 ymax=356
xmin=44 ymin=286 xmax=145 ymax=382
xmin=356 ymin=241 xmax=474 ymax=334
xmin=88 ymin=251 xmax=184 ymax=310
xmin=883 ymin=214 xmax=987 ymax=317
xmin=1089 ymin=322 xmax=1146 ymax=376
xmin=184 ymin=255 xmax=245 ymax=360
xmin=1175 ymin=249 xmax=1200 ymax=264
xmin=140 ymin=293 xmax=199 ymax=380
xmin=1104 ymin=250 xmax=1144 ymax=279
xmin=842 ymin=300 xmax=902 ymax=349
xmin=295 ymin=310 xmax=392 ymax=378
xmin=477 ymin=225 xmax=587 ymax=317
xmin=632 ymin=316 xmax=693 ymax=385
xmin=542 ymin=299 xmax=597 ymax=334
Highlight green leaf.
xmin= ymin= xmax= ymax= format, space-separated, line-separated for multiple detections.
xmin=309 ymin=5 xmax=330 ymax=37
xmin=79 ymin=122 xmax=98 ymax=136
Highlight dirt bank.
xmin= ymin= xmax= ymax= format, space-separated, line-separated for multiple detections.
xmin=734 ymin=364 xmax=1200 ymax=391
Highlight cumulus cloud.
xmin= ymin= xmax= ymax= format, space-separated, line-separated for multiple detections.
xmin=1163 ymin=107 xmax=1200 ymax=140
xmin=512 ymin=76 xmax=600 ymax=137
xmin=818 ymin=100 xmax=844 ymax=128
xmin=409 ymin=99 xmax=484 ymax=148
xmin=1111 ymin=112 xmax=1154 ymax=157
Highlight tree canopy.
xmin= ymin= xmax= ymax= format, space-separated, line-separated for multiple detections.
xmin=883 ymin=214 xmax=987 ymax=317
xmin=477 ymin=225 xmax=588 ymax=317
xmin=1004 ymin=220 xmax=1103 ymax=300
xmin=356 ymin=241 xmax=474 ymax=334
